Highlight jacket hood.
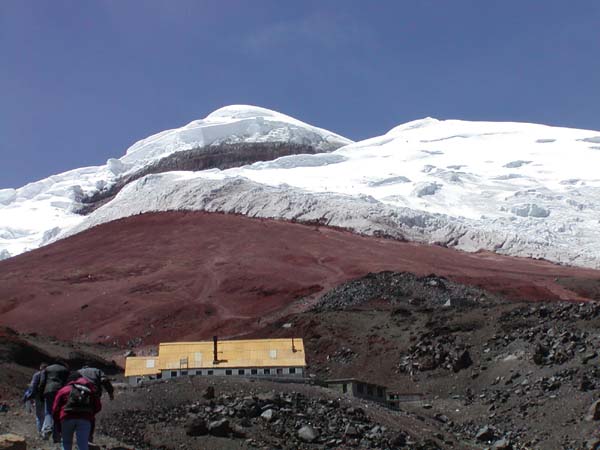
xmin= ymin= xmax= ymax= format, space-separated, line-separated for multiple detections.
xmin=67 ymin=376 xmax=95 ymax=390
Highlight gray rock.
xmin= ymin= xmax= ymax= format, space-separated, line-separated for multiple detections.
xmin=203 ymin=386 xmax=215 ymax=399
xmin=344 ymin=424 xmax=360 ymax=437
xmin=413 ymin=181 xmax=442 ymax=197
xmin=260 ymin=408 xmax=276 ymax=422
xmin=208 ymin=418 xmax=230 ymax=437
xmin=510 ymin=203 xmax=550 ymax=218
xmin=504 ymin=160 xmax=531 ymax=168
xmin=579 ymin=136 xmax=600 ymax=144
xmin=184 ymin=416 xmax=208 ymax=436
xmin=298 ymin=425 xmax=319 ymax=443
xmin=586 ymin=438 xmax=600 ymax=450
xmin=257 ymin=391 xmax=278 ymax=402
xmin=230 ymin=423 xmax=248 ymax=438
xmin=390 ymin=433 xmax=407 ymax=446
xmin=493 ymin=437 xmax=512 ymax=449
xmin=585 ymin=400 xmax=600 ymax=422
xmin=475 ymin=425 xmax=497 ymax=442
xmin=452 ymin=350 xmax=473 ymax=372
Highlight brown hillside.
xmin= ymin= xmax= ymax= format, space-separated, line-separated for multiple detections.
xmin=0 ymin=211 xmax=599 ymax=345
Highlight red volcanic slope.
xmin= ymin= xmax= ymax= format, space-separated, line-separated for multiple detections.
xmin=1 ymin=211 xmax=599 ymax=345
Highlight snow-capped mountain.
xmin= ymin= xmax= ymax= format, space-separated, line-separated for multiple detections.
xmin=2 ymin=106 xmax=600 ymax=268
xmin=0 ymin=105 xmax=352 ymax=258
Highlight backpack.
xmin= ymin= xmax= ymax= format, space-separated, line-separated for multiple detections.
xmin=64 ymin=383 xmax=93 ymax=413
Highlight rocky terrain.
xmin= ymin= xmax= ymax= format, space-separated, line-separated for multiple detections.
xmin=2 ymin=269 xmax=600 ymax=448
xmin=99 ymin=378 xmax=452 ymax=450
xmin=252 ymin=273 xmax=600 ymax=449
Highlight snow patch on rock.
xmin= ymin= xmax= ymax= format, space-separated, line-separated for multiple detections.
xmin=510 ymin=203 xmax=551 ymax=218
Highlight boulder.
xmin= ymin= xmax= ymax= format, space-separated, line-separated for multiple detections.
xmin=585 ymin=400 xmax=600 ymax=422
xmin=257 ymin=391 xmax=278 ymax=403
xmin=261 ymin=409 xmax=276 ymax=422
xmin=230 ymin=424 xmax=248 ymax=438
xmin=298 ymin=425 xmax=319 ymax=443
xmin=475 ymin=425 xmax=497 ymax=442
xmin=344 ymin=424 xmax=360 ymax=438
xmin=452 ymin=350 xmax=473 ymax=372
xmin=492 ymin=438 xmax=512 ymax=449
xmin=185 ymin=416 xmax=208 ymax=436
xmin=587 ymin=438 xmax=600 ymax=450
xmin=208 ymin=419 xmax=230 ymax=437
xmin=390 ymin=433 xmax=407 ymax=446
xmin=203 ymin=386 xmax=215 ymax=400
xmin=0 ymin=434 xmax=26 ymax=450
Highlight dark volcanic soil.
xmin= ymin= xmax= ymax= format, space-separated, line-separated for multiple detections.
xmin=1 ymin=212 xmax=599 ymax=346
xmin=247 ymin=273 xmax=600 ymax=449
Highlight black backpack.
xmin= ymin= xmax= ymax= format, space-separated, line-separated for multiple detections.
xmin=64 ymin=383 xmax=93 ymax=413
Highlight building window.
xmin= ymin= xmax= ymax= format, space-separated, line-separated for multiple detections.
xmin=170 ymin=371 xmax=178 ymax=378
xmin=357 ymin=383 xmax=364 ymax=394
xmin=269 ymin=350 xmax=277 ymax=359
xmin=367 ymin=385 xmax=373 ymax=396
xmin=343 ymin=383 xmax=347 ymax=393
xmin=225 ymin=369 xmax=232 ymax=375
xmin=264 ymin=368 xmax=270 ymax=375
xmin=238 ymin=369 xmax=245 ymax=375
xmin=289 ymin=368 xmax=296 ymax=374
xmin=207 ymin=370 xmax=213 ymax=376
xmin=136 ymin=377 xmax=142 ymax=384
xmin=276 ymin=368 xmax=283 ymax=375
xmin=181 ymin=371 xmax=188 ymax=376
xmin=377 ymin=387 xmax=384 ymax=398
xmin=251 ymin=369 xmax=258 ymax=375
xmin=195 ymin=370 xmax=202 ymax=376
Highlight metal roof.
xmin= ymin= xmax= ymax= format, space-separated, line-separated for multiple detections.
xmin=125 ymin=338 xmax=305 ymax=377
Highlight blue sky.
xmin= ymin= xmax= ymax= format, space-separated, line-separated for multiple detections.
xmin=1 ymin=0 xmax=599 ymax=188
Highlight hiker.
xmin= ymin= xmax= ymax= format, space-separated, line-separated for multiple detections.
xmin=40 ymin=361 xmax=69 ymax=441
xmin=76 ymin=365 xmax=114 ymax=401
xmin=76 ymin=365 xmax=114 ymax=441
xmin=52 ymin=373 xmax=101 ymax=450
xmin=25 ymin=363 xmax=48 ymax=435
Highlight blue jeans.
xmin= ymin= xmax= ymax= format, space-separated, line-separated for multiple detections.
xmin=61 ymin=418 xmax=91 ymax=450
xmin=41 ymin=392 xmax=59 ymax=442
xmin=34 ymin=399 xmax=45 ymax=433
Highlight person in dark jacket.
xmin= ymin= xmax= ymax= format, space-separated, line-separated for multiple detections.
xmin=76 ymin=365 xmax=114 ymax=442
xmin=27 ymin=363 xmax=48 ymax=434
xmin=52 ymin=375 xmax=101 ymax=450
xmin=77 ymin=366 xmax=114 ymax=400
xmin=40 ymin=362 xmax=69 ymax=441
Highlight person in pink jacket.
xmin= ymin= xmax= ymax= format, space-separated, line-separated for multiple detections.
xmin=52 ymin=375 xmax=102 ymax=450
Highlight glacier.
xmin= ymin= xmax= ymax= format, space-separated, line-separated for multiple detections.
xmin=2 ymin=106 xmax=600 ymax=269
xmin=0 ymin=105 xmax=352 ymax=258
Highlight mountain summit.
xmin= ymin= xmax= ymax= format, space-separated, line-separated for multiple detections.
xmin=0 ymin=105 xmax=352 ymax=258
xmin=1 ymin=107 xmax=599 ymax=268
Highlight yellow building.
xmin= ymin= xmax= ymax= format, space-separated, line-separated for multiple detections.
xmin=125 ymin=337 xmax=306 ymax=384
